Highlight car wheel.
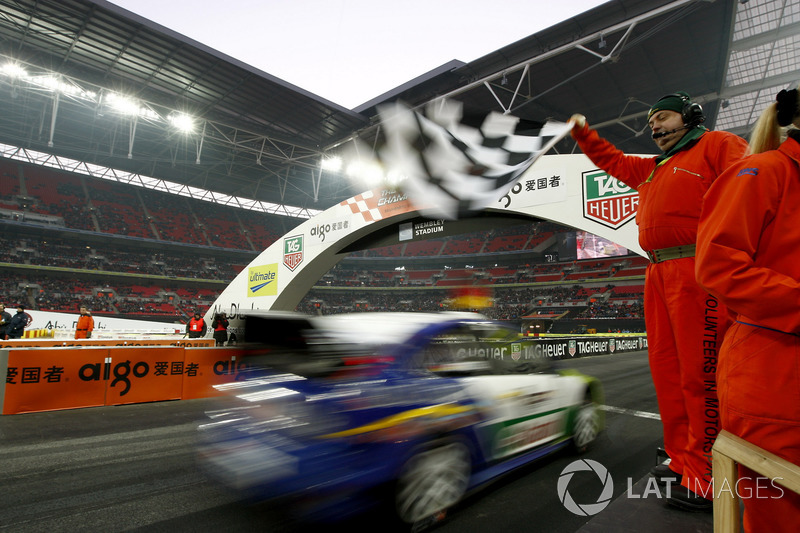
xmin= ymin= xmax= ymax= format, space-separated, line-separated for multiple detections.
xmin=572 ymin=394 xmax=601 ymax=453
xmin=394 ymin=440 xmax=471 ymax=525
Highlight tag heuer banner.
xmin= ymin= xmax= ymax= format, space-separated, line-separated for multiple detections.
xmin=582 ymin=170 xmax=638 ymax=229
xmin=283 ymin=235 xmax=303 ymax=272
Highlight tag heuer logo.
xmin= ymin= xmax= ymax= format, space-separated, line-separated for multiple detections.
xmin=568 ymin=340 xmax=577 ymax=357
xmin=511 ymin=343 xmax=522 ymax=361
xmin=582 ymin=170 xmax=639 ymax=229
xmin=283 ymin=235 xmax=303 ymax=271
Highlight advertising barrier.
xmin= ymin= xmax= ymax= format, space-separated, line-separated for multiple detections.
xmin=0 ymin=338 xmax=215 ymax=349
xmin=0 ymin=335 xmax=646 ymax=415
xmin=103 ymin=346 xmax=186 ymax=405
xmin=1 ymin=347 xmax=110 ymax=413
xmin=0 ymin=345 xmax=253 ymax=414
xmin=180 ymin=347 xmax=252 ymax=400
xmin=526 ymin=335 xmax=649 ymax=360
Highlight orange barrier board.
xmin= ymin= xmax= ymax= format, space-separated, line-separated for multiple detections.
xmin=181 ymin=347 xmax=254 ymax=400
xmin=104 ymin=346 xmax=185 ymax=405
xmin=2 ymin=348 xmax=110 ymax=414
xmin=0 ymin=345 xmax=264 ymax=414
xmin=0 ymin=338 xmax=215 ymax=349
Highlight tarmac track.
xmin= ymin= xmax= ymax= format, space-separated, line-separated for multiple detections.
xmin=0 ymin=350 xmax=699 ymax=533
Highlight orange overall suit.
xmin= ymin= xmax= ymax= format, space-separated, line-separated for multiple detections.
xmin=75 ymin=313 xmax=94 ymax=339
xmin=697 ymin=134 xmax=800 ymax=531
xmin=572 ymin=122 xmax=747 ymax=495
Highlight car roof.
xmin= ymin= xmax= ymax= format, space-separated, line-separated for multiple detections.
xmin=307 ymin=311 xmax=491 ymax=345
xmin=240 ymin=310 xmax=495 ymax=348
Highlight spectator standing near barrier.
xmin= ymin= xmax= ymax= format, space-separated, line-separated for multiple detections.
xmin=74 ymin=305 xmax=94 ymax=339
xmin=7 ymin=305 xmax=27 ymax=339
xmin=186 ymin=311 xmax=207 ymax=339
xmin=0 ymin=304 xmax=11 ymax=340
xmin=212 ymin=312 xmax=229 ymax=346
xmin=696 ymin=86 xmax=800 ymax=532
xmin=570 ymin=91 xmax=748 ymax=511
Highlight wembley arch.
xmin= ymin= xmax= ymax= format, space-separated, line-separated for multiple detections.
xmin=206 ymin=153 xmax=645 ymax=328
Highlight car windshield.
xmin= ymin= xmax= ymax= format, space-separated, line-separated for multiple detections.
xmin=240 ymin=340 xmax=389 ymax=380
xmin=416 ymin=323 xmax=553 ymax=376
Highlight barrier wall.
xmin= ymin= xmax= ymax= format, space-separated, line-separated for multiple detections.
xmin=0 ymin=338 xmax=215 ymax=349
xmin=0 ymin=346 xmax=255 ymax=414
xmin=518 ymin=335 xmax=648 ymax=359
xmin=0 ymin=335 xmax=647 ymax=415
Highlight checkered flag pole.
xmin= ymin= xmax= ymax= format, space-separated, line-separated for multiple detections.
xmin=377 ymin=99 xmax=572 ymax=219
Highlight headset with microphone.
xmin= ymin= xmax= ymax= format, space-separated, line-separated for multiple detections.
xmin=650 ymin=93 xmax=705 ymax=140
xmin=652 ymin=126 xmax=689 ymax=139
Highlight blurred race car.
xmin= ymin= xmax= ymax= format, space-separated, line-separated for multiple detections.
xmin=196 ymin=311 xmax=603 ymax=528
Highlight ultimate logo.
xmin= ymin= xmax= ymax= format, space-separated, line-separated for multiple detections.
xmin=248 ymin=264 xmax=278 ymax=297
xmin=582 ymin=170 xmax=638 ymax=229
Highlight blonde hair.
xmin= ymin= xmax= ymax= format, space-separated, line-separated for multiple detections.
xmin=748 ymin=84 xmax=800 ymax=155
xmin=748 ymin=102 xmax=782 ymax=155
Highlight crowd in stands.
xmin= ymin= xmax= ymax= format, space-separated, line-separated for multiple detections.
xmin=1 ymin=158 xmax=288 ymax=251
xmin=356 ymin=222 xmax=563 ymax=259
xmin=295 ymin=279 xmax=645 ymax=321
xmin=3 ymin=271 xmax=221 ymax=321
xmin=1 ymin=157 xmax=646 ymax=325
xmin=0 ymin=235 xmax=244 ymax=280
xmin=294 ymin=289 xmax=643 ymax=321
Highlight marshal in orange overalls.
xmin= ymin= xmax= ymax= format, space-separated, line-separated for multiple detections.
xmin=697 ymin=133 xmax=800 ymax=532
xmin=75 ymin=312 xmax=94 ymax=339
xmin=572 ymin=122 xmax=747 ymax=496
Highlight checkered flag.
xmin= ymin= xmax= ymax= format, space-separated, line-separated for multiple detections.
xmin=377 ymin=99 xmax=571 ymax=219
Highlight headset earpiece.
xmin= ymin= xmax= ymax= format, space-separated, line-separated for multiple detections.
xmin=682 ymin=101 xmax=705 ymax=127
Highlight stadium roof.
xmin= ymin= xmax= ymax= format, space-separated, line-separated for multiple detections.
xmin=0 ymin=0 xmax=796 ymax=216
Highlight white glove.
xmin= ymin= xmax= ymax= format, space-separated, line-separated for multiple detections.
xmin=569 ymin=114 xmax=587 ymax=128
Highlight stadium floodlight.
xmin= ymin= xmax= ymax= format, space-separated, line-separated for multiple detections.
xmin=320 ymin=155 xmax=342 ymax=172
xmin=104 ymin=92 xmax=141 ymax=115
xmin=346 ymin=159 xmax=384 ymax=186
xmin=102 ymin=91 xmax=159 ymax=120
xmin=33 ymin=75 xmax=91 ymax=98
xmin=168 ymin=113 xmax=195 ymax=133
xmin=1 ymin=62 xmax=27 ymax=78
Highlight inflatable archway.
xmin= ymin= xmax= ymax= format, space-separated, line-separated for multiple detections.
xmin=206 ymin=153 xmax=644 ymax=328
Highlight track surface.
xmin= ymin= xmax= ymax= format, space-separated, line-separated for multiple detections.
xmin=1 ymin=350 xmax=694 ymax=532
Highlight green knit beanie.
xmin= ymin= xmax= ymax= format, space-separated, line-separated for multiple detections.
xmin=648 ymin=91 xmax=691 ymax=120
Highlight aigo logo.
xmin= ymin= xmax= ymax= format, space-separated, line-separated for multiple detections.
xmin=213 ymin=355 xmax=249 ymax=378
xmin=77 ymin=356 xmax=251 ymax=396
xmin=79 ymin=357 xmax=152 ymax=396
xmin=557 ymin=459 xmax=614 ymax=516
xmin=309 ymin=220 xmax=349 ymax=243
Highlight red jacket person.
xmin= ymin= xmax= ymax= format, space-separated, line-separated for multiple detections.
xmin=570 ymin=92 xmax=747 ymax=511
xmin=696 ymin=86 xmax=800 ymax=532
xmin=186 ymin=312 xmax=207 ymax=339
xmin=212 ymin=312 xmax=229 ymax=346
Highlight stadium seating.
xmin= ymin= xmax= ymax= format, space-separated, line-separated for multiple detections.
xmin=0 ymin=157 xmax=645 ymax=325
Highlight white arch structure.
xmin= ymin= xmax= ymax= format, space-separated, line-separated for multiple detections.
xmin=207 ymin=154 xmax=644 ymax=326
